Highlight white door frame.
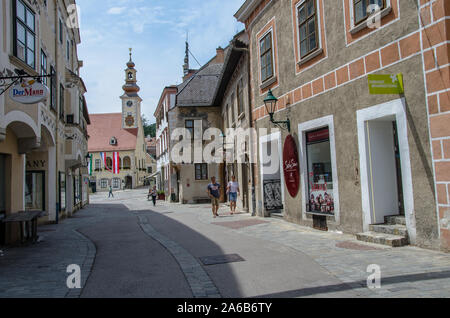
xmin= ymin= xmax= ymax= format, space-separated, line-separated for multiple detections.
xmin=357 ymin=98 xmax=416 ymax=244
xmin=259 ymin=130 xmax=285 ymax=215
xmin=298 ymin=115 xmax=340 ymax=223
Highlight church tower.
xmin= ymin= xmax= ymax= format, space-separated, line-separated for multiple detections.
xmin=121 ymin=48 xmax=142 ymax=130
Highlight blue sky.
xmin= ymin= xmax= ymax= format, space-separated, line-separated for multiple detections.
xmin=77 ymin=0 xmax=244 ymax=123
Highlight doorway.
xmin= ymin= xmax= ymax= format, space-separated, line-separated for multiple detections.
xmin=125 ymin=176 xmax=133 ymax=190
xmin=25 ymin=171 xmax=45 ymax=211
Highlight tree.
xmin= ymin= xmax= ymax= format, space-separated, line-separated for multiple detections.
xmin=142 ymin=115 xmax=156 ymax=138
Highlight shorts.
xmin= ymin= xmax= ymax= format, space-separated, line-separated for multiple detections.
xmin=229 ymin=192 xmax=237 ymax=202
xmin=211 ymin=197 xmax=220 ymax=207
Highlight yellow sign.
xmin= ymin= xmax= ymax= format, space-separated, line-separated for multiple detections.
xmin=368 ymin=74 xmax=404 ymax=94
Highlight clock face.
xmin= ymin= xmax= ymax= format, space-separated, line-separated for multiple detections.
xmin=127 ymin=101 xmax=133 ymax=107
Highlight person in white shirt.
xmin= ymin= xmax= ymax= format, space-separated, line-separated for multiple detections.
xmin=227 ymin=175 xmax=240 ymax=215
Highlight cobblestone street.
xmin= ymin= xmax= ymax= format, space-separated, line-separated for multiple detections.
xmin=1 ymin=189 xmax=450 ymax=298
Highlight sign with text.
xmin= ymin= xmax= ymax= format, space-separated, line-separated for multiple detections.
xmin=368 ymin=74 xmax=404 ymax=95
xmin=283 ymin=135 xmax=300 ymax=198
xmin=9 ymin=80 xmax=49 ymax=104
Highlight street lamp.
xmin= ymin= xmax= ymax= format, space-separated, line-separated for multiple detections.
xmin=264 ymin=89 xmax=291 ymax=133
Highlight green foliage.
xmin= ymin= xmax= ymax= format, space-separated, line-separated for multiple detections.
xmin=142 ymin=115 xmax=156 ymax=138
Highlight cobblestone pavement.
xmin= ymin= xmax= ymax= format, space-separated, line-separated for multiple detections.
xmin=2 ymin=188 xmax=450 ymax=298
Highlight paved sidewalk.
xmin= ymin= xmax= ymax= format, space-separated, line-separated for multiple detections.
xmin=151 ymin=200 xmax=450 ymax=298
xmin=0 ymin=208 xmax=99 ymax=298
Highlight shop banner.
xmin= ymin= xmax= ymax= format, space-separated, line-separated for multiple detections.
xmin=368 ymin=74 xmax=404 ymax=95
xmin=283 ymin=135 xmax=300 ymax=198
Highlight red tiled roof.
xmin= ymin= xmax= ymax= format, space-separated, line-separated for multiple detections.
xmin=146 ymin=137 xmax=157 ymax=147
xmin=88 ymin=113 xmax=138 ymax=152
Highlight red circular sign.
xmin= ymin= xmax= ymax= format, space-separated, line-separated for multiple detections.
xmin=283 ymin=135 xmax=300 ymax=198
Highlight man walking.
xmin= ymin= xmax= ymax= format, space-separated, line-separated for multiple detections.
xmin=108 ymin=185 xmax=114 ymax=198
xmin=207 ymin=177 xmax=221 ymax=218
xmin=227 ymin=175 xmax=240 ymax=215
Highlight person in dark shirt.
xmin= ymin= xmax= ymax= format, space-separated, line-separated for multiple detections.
xmin=207 ymin=177 xmax=221 ymax=218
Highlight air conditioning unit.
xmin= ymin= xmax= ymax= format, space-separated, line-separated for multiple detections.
xmin=66 ymin=114 xmax=74 ymax=124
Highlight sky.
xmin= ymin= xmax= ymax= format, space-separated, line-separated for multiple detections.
xmin=76 ymin=0 xmax=245 ymax=124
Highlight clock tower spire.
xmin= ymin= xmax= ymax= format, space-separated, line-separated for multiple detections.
xmin=121 ymin=48 xmax=142 ymax=129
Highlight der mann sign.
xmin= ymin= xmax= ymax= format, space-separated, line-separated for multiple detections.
xmin=9 ymin=80 xmax=49 ymax=104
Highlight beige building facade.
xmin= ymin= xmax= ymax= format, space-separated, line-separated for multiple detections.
xmin=236 ymin=0 xmax=450 ymax=251
xmin=0 ymin=0 xmax=90 ymax=245
xmin=87 ymin=53 xmax=149 ymax=193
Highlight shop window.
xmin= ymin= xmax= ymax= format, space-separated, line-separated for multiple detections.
xmin=25 ymin=171 xmax=45 ymax=211
xmin=0 ymin=155 xmax=5 ymax=214
xmin=59 ymin=172 xmax=66 ymax=212
xmin=306 ymin=128 xmax=334 ymax=215
xmin=195 ymin=164 xmax=208 ymax=181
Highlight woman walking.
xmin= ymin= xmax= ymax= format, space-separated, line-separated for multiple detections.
xmin=227 ymin=176 xmax=240 ymax=215
xmin=151 ymin=186 xmax=157 ymax=207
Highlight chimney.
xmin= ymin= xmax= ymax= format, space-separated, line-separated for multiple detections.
xmin=214 ymin=47 xmax=225 ymax=64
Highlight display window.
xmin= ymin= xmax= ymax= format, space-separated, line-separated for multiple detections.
xmin=59 ymin=172 xmax=66 ymax=211
xmin=25 ymin=171 xmax=45 ymax=211
xmin=0 ymin=155 xmax=5 ymax=213
xmin=306 ymin=128 xmax=334 ymax=215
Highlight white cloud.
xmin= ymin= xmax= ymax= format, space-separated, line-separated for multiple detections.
xmin=107 ymin=7 xmax=126 ymax=15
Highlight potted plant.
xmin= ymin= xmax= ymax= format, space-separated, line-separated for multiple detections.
xmin=157 ymin=190 xmax=166 ymax=201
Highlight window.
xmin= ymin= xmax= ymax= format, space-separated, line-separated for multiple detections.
xmin=260 ymin=32 xmax=273 ymax=83
xmin=79 ymin=96 xmax=83 ymax=127
xmin=354 ymin=0 xmax=385 ymax=25
xmin=59 ymin=19 xmax=63 ymax=44
xmin=306 ymin=128 xmax=334 ymax=215
xmin=123 ymin=157 xmax=131 ymax=170
xmin=59 ymin=84 xmax=65 ymax=120
xmin=95 ymin=159 xmax=101 ymax=171
xmin=100 ymin=179 xmax=108 ymax=189
xmin=25 ymin=171 xmax=45 ymax=211
xmin=185 ymin=120 xmax=194 ymax=140
xmin=148 ymin=167 xmax=153 ymax=174
xmin=50 ymin=66 xmax=56 ymax=111
xmin=237 ymin=79 xmax=244 ymax=116
xmin=40 ymin=51 xmax=47 ymax=85
xmin=67 ymin=40 xmax=70 ymax=61
xmin=230 ymin=93 xmax=236 ymax=124
xmin=110 ymin=137 xmax=117 ymax=146
xmin=106 ymin=157 xmax=113 ymax=170
xmin=112 ymin=178 xmax=121 ymax=189
xmin=298 ymin=0 xmax=318 ymax=59
xmin=195 ymin=164 xmax=208 ymax=181
xmin=14 ymin=0 xmax=35 ymax=68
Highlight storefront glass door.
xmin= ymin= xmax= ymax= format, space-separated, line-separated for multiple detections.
xmin=25 ymin=171 xmax=45 ymax=211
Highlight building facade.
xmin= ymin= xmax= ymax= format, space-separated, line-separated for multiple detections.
xmin=214 ymin=31 xmax=256 ymax=215
xmin=235 ymin=0 xmax=450 ymax=251
xmin=87 ymin=52 xmax=149 ymax=192
xmin=0 ymin=0 xmax=90 ymax=245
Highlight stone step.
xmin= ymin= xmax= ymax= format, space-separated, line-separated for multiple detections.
xmin=356 ymin=232 xmax=409 ymax=247
xmin=270 ymin=212 xmax=284 ymax=219
xmin=369 ymin=224 xmax=408 ymax=237
xmin=385 ymin=215 xmax=406 ymax=226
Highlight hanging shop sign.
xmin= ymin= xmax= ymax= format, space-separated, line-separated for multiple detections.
xmin=9 ymin=80 xmax=50 ymax=104
xmin=283 ymin=135 xmax=300 ymax=198
xmin=368 ymin=74 xmax=404 ymax=95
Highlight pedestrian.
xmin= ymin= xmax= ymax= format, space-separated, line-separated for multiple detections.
xmin=151 ymin=186 xmax=157 ymax=207
xmin=227 ymin=175 xmax=240 ymax=215
xmin=207 ymin=177 xmax=221 ymax=218
xmin=108 ymin=185 xmax=114 ymax=198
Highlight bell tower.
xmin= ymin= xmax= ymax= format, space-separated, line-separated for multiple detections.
xmin=121 ymin=48 xmax=142 ymax=129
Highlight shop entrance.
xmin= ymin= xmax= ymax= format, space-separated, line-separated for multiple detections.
xmin=25 ymin=171 xmax=45 ymax=211
xmin=365 ymin=118 xmax=405 ymax=224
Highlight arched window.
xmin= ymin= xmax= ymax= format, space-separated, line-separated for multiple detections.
xmin=128 ymin=72 xmax=133 ymax=80
xmin=106 ymin=157 xmax=113 ymax=170
xmin=123 ymin=156 xmax=131 ymax=170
